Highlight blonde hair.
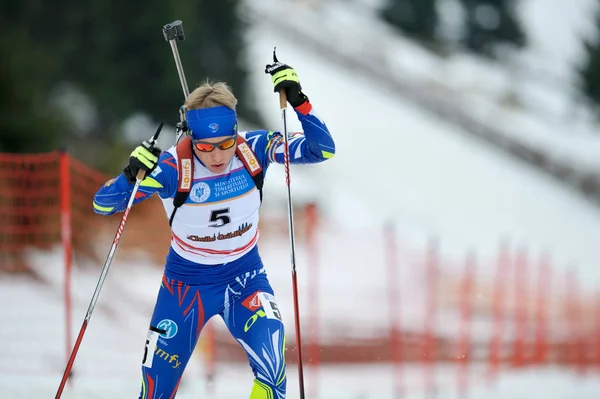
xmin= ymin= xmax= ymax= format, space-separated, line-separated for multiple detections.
xmin=184 ymin=80 xmax=237 ymax=111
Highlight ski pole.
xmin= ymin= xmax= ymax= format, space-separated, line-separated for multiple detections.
xmin=162 ymin=20 xmax=189 ymax=99
xmin=273 ymin=48 xmax=306 ymax=399
xmin=163 ymin=20 xmax=190 ymax=143
xmin=54 ymin=122 xmax=164 ymax=399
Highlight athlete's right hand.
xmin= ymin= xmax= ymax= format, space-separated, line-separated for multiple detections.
xmin=123 ymin=141 xmax=162 ymax=183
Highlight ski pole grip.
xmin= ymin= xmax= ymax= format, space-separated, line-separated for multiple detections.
xmin=163 ymin=20 xmax=185 ymax=42
xmin=278 ymin=90 xmax=287 ymax=110
xmin=150 ymin=121 xmax=164 ymax=144
xmin=137 ymin=121 xmax=164 ymax=182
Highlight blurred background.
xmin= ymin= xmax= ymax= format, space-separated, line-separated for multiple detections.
xmin=2 ymin=0 xmax=600 ymax=397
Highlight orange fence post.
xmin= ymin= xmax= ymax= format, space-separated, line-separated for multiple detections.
xmin=487 ymin=239 xmax=509 ymax=383
xmin=567 ymin=269 xmax=589 ymax=374
xmin=564 ymin=270 xmax=576 ymax=370
xmin=595 ymin=292 xmax=600 ymax=370
xmin=59 ymin=151 xmax=73 ymax=378
xmin=534 ymin=252 xmax=550 ymax=365
xmin=512 ymin=246 xmax=528 ymax=368
xmin=305 ymin=203 xmax=319 ymax=398
xmin=386 ymin=221 xmax=402 ymax=399
xmin=572 ymin=271 xmax=586 ymax=375
xmin=458 ymin=251 xmax=475 ymax=397
xmin=423 ymin=237 xmax=438 ymax=399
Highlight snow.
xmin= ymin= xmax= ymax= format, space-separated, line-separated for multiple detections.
xmin=2 ymin=255 xmax=600 ymax=398
xmin=246 ymin=20 xmax=600 ymax=290
xmin=4 ymin=364 xmax=600 ymax=399
xmin=243 ymin=0 xmax=600 ymax=178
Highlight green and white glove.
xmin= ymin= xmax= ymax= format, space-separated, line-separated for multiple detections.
xmin=265 ymin=57 xmax=309 ymax=108
xmin=123 ymin=140 xmax=162 ymax=183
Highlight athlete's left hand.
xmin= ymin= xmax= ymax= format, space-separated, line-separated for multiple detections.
xmin=265 ymin=52 xmax=308 ymax=108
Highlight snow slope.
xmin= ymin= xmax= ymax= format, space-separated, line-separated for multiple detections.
xmin=245 ymin=21 xmax=600 ymax=288
xmin=244 ymin=0 xmax=600 ymax=182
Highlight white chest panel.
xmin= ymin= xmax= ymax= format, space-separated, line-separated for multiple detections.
xmin=160 ymin=148 xmax=261 ymax=265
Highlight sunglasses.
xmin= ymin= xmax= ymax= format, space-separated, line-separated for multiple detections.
xmin=193 ymin=135 xmax=237 ymax=152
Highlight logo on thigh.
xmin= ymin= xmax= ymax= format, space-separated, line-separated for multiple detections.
xmin=154 ymin=347 xmax=182 ymax=369
xmin=241 ymin=290 xmax=263 ymax=311
xmin=243 ymin=292 xmax=283 ymax=332
xmin=157 ymin=319 xmax=178 ymax=339
xmin=142 ymin=326 xmax=182 ymax=369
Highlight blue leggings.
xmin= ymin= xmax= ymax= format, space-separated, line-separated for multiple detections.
xmin=139 ymin=267 xmax=286 ymax=398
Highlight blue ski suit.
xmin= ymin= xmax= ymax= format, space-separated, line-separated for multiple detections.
xmin=93 ymin=102 xmax=335 ymax=398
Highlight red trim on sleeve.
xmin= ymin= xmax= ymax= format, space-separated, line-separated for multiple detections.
xmin=294 ymin=101 xmax=312 ymax=116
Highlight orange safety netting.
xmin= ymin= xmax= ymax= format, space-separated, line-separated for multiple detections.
xmin=0 ymin=152 xmax=62 ymax=271
xmin=0 ymin=151 xmax=171 ymax=272
xmin=2 ymin=150 xmax=600 ymax=388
